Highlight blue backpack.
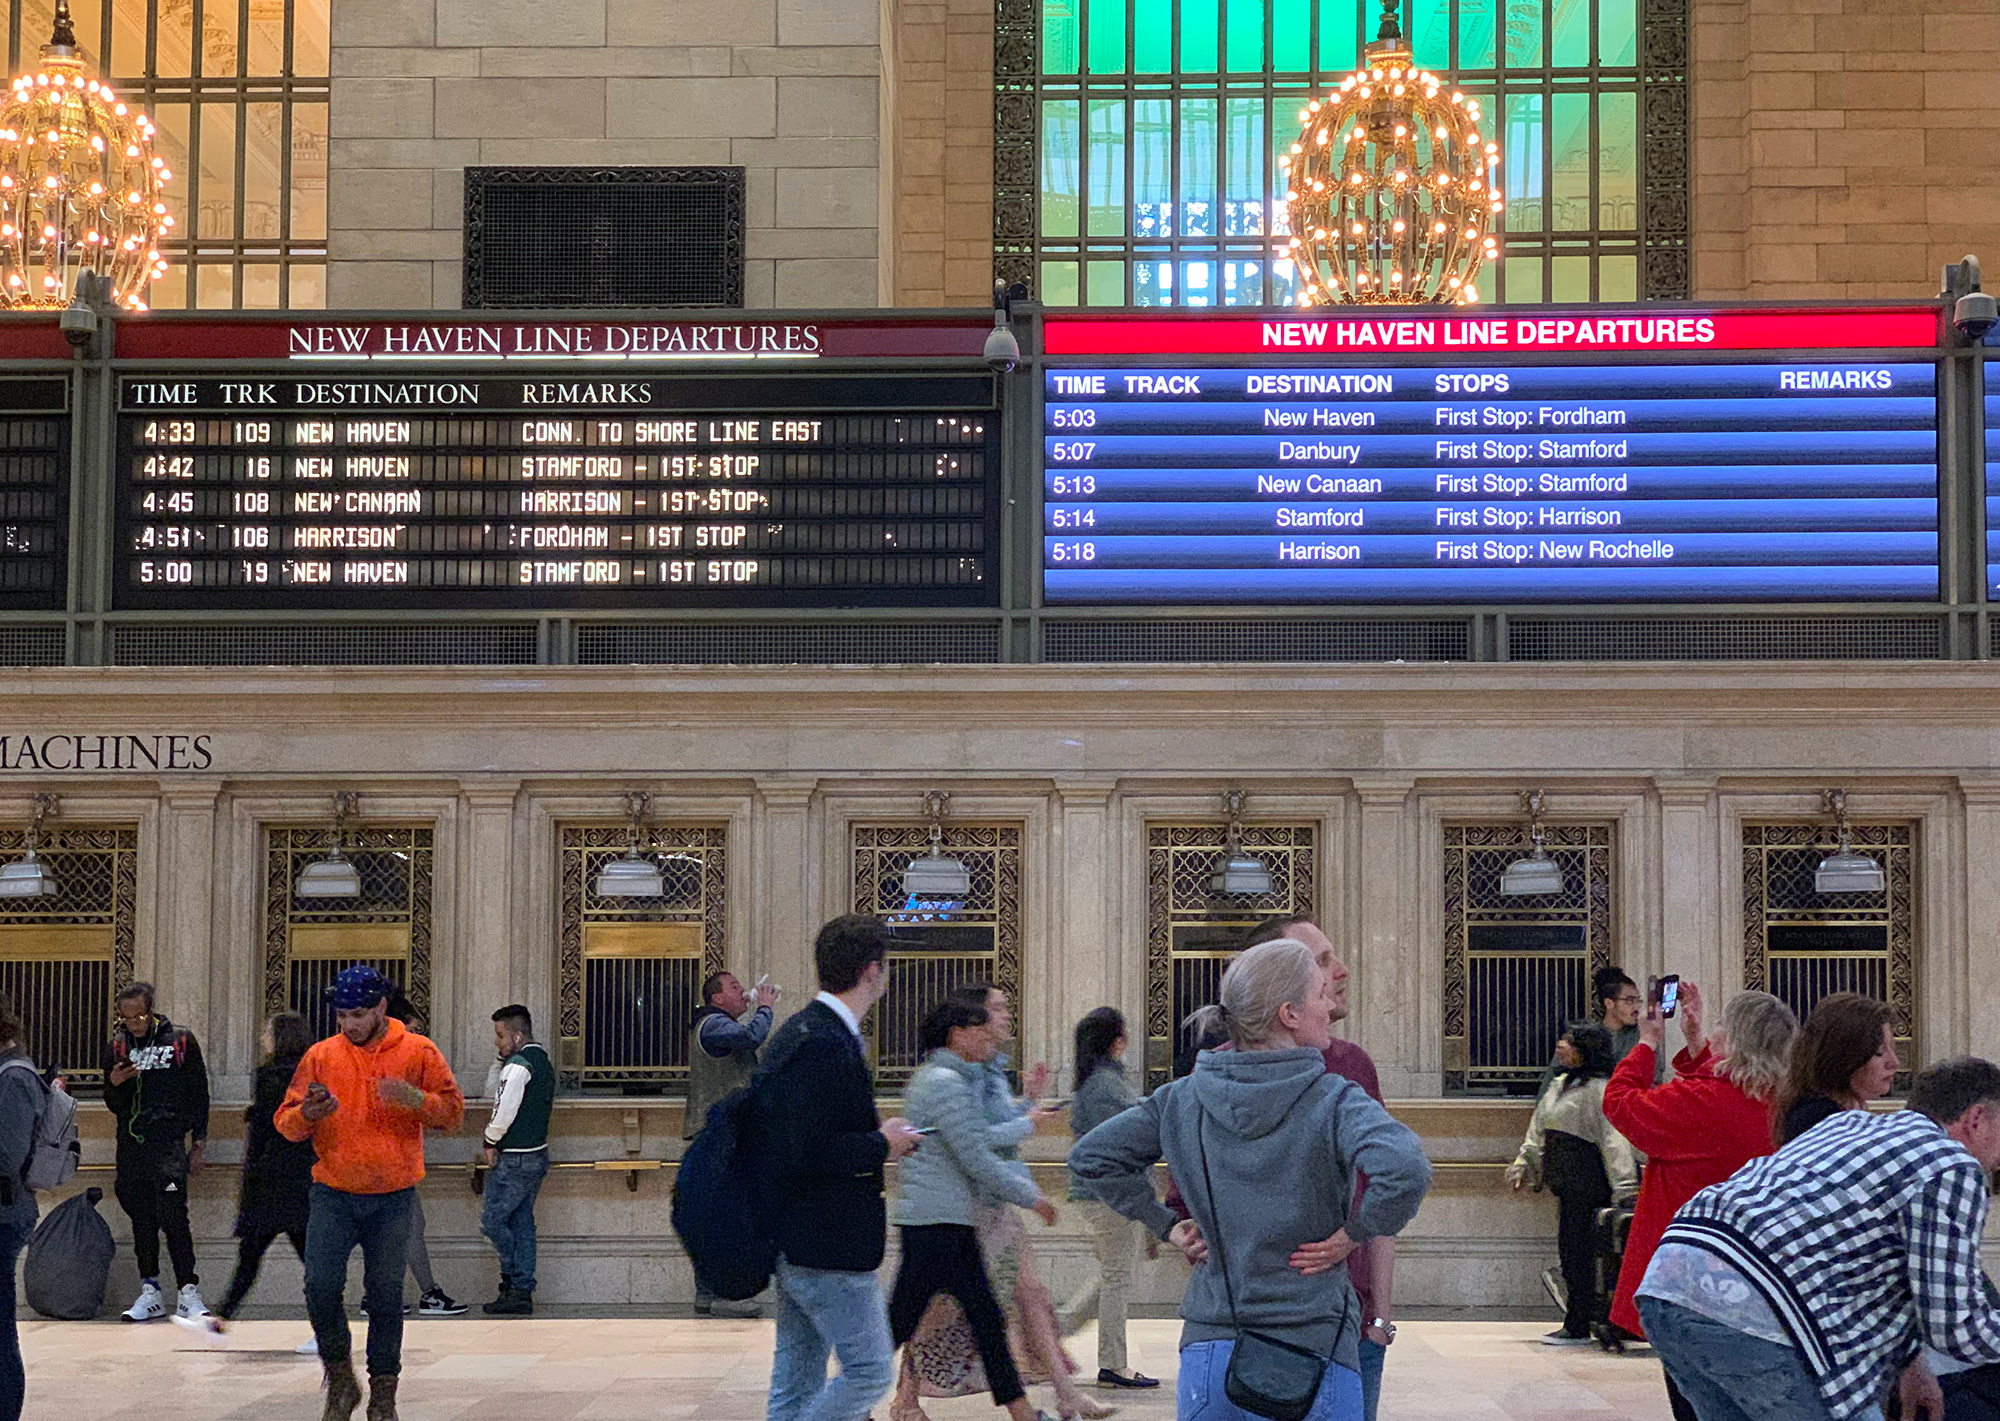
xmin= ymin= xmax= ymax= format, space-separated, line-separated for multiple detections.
xmin=671 ymin=1032 xmax=803 ymax=1302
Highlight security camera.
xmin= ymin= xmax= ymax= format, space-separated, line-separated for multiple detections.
xmin=983 ymin=315 xmax=1021 ymax=374
xmin=58 ymin=302 xmax=98 ymax=350
xmin=1955 ymin=291 xmax=1998 ymax=342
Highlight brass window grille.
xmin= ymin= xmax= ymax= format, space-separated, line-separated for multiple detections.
xmin=3 ymin=0 xmax=331 ymax=308
xmin=263 ymin=822 xmax=432 ymax=1038
xmin=1144 ymin=821 xmax=1316 ymax=1091
xmin=557 ymin=822 xmax=726 ymax=1093
xmin=1443 ymin=821 xmax=1612 ymax=1096
xmin=0 ymin=822 xmax=136 ymax=1086
xmin=852 ymin=822 xmax=1021 ymax=1090
xmin=1742 ymin=821 xmax=1913 ymax=1073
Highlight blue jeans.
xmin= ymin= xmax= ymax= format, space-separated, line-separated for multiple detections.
xmin=1357 ymin=1338 xmax=1385 ymax=1421
xmin=767 ymin=1258 xmax=895 ymax=1421
xmin=0 ymin=1215 xmax=30 ymax=1421
xmin=305 ymin=1185 xmax=415 ymax=1379
xmin=1638 ymin=1296 xmax=1882 ymax=1421
xmin=480 ymin=1151 xmax=550 ymax=1294
xmin=1177 ymin=1339 xmax=1364 ymax=1421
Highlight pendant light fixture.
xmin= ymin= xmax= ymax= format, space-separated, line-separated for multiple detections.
xmin=1209 ymin=788 xmax=1275 ymax=897
xmin=1280 ymin=0 xmax=1501 ymax=306
xmin=1814 ymin=789 xmax=1885 ymax=895
xmin=595 ymin=791 xmax=665 ymax=897
xmin=295 ymin=792 xmax=362 ymax=899
xmin=0 ymin=793 xmax=59 ymax=898
xmin=902 ymin=790 xmax=971 ymax=900
xmin=1500 ymin=789 xmax=1565 ymax=897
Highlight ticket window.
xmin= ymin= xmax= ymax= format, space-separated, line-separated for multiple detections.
xmin=556 ymin=824 xmax=726 ymax=1094
xmin=0 ymin=821 xmax=138 ymax=1088
xmin=1442 ymin=822 xmax=1614 ymax=1097
xmin=1742 ymin=822 xmax=1913 ymax=1078
xmin=267 ymin=823 xmax=434 ymax=1038
xmin=851 ymin=822 xmax=1021 ymax=1091
xmin=1145 ymin=822 xmax=1317 ymax=1092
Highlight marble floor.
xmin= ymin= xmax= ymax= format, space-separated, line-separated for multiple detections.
xmin=22 ymin=1316 xmax=1677 ymax=1421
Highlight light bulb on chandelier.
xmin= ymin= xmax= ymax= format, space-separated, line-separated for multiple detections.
xmin=1279 ymin=0 xmax=1500 ymax=307
xmin=0 ymin=0 xmax=173 ymax=311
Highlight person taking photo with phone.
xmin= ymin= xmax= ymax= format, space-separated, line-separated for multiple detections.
xmin=1601 ymin=981 xmax=1797 ymax=1421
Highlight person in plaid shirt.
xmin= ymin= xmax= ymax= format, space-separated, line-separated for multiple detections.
xmin=1637 ymin=1056 xmax=2000 ymax=1421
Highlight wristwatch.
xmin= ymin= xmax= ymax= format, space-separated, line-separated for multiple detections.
xmin=1369 ymin=1318 xmax=1397 ymax=1344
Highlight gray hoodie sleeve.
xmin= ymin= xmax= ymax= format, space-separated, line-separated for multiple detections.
xmin=1331 ymin=1085 xmax=1432 ymax=1245
xmin=932 ymin=1069 xmax=1041 ymax=1209
xmin=1068 ymin=1093 xmax=1179 ymax=1240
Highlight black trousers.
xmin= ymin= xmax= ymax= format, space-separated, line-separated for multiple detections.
xmin=888 ymin=1223 xmax=1025 ymax=1407
xmin=216 ymin=1227 xmax=306 ymax=1321
xmin=114 ymin=1153 xmax=198 ymax=1288
xmin=1544 ymin=1129 xmax=1612 ymax=1338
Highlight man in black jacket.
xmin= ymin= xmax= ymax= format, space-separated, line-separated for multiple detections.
xmin=752 ymin=915 xmax=918 ymax=1421
xmin=103 ymin=981 xmax=211 ymax=1322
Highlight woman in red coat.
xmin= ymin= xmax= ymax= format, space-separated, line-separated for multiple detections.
xmin=1602 ymin=983 xmax=1797 ymax=1421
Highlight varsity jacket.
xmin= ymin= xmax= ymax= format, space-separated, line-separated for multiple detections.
xmin=1661 ymin=1109 xmax=2000 ymax=1421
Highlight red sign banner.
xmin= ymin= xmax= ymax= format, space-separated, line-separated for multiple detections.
xmin=110 ymin=316 xmax=991 ymax=362
xmin=1043 ymin=306 xmax=1944 ymax=357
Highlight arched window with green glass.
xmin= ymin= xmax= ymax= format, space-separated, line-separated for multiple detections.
xmin=993 ymin=0 xmax=1687 ymax=307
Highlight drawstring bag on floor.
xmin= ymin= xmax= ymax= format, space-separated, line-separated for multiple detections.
xmin=24 ymin=1185 xmax=115 ymax=1319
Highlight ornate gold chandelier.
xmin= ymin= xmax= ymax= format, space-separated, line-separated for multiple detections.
xmin=1280 ymin=0 xmax=1500 ymax=306
xmin=0 ymin=0 xmax=171 ymax=310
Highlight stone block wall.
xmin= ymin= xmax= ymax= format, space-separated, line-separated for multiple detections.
xmin=326 ymin=0 xmax=887 ymax=309
xmin=1692 ymin=0 xmax=2000 ymax=299
xmin=888 ymin=0 xmax=995 ymax=305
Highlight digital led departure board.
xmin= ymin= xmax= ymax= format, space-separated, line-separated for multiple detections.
xmin=114 ymin=374 xmax=997 ymax=609
xmin=1985 ymin=360 xmax=2000 ymax=599
xmin=0 ymin=379 xmax=71 ymax=610
xmin=1044 ymin=350 xmax=1940 ymax=604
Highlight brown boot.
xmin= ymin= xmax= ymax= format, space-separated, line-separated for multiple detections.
xmin=366 ymin=1374 xmax=399 ymax=1421
xmin=321 ymin=1361 xmax=362 ymax=1421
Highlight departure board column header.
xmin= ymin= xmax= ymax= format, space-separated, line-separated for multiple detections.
xmin=1044 ymin=306 xmax=1944 ymax=357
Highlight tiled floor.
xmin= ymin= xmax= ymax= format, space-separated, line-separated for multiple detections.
xmin=22 ymin=1316 xmax=1679 ymax=1420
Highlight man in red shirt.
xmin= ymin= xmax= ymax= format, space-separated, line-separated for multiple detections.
xmin=1245 ymin=915 xmax=1399 ymax=1421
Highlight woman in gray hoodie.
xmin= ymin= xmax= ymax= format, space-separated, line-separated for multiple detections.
xmin=1069 ymin=939 xmax=1432 ymax=1421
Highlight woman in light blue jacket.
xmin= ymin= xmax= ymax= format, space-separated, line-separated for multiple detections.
xmin=889 ymin=994 xmax=1059 ymax=1421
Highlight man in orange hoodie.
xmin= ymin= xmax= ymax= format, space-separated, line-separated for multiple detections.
xmin=277 ymin=967 xmax=464 ymax=1421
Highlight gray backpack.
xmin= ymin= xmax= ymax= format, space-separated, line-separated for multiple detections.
xmin=0 ymin=1057 xmax=79 ymax=1191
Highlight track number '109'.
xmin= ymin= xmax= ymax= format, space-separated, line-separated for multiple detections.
xmin=1049 ymin=442 xmax=1096 ymax=462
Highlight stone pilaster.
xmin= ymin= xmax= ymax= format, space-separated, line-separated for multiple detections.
xmin=753 ymin=778 xmax=819 ymax=1010
xmin=1352 ymin=777 xmax=1417 ymax=1094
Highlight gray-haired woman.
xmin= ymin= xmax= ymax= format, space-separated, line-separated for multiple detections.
xmin=1068 ymin=939 xmax=1432 ymax=1421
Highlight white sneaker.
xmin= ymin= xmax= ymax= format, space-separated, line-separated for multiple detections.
xmin=295 ymin=1337 xmax=319 ymax=1356
xmin=123 ymin=1282 xmax=168 ymax=1322
xmin=176 ymin=1283 xmax=211 ymax=1320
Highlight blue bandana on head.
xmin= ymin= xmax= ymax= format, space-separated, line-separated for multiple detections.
xmin=329 ymin=966 xmax=391 ymax=1012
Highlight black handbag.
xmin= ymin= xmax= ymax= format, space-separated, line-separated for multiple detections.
xmin=1194 ymin=1112 xmax=1342 ymax=1421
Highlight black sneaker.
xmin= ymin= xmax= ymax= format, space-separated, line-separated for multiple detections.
xmin=484 ymin=1289 xmax=533 ymax=1316
xmin=416 ymin=1288 xmax=467 ymax=1317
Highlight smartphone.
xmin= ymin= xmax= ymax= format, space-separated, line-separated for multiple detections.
xmin=1650 ymin=974 xmax=1681 ymax=1019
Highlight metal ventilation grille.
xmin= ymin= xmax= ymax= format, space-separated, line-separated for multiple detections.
xmin=1042 ymin=618 xmax=1469 ymax=663
xmin=464 ymin=167 xmax=745 ymax=308
xmin=576 ymin=622 xmax=1002 ymax=665
xmin=1507 ymin=617 xmax=1944 ymax=662
xmin=0 ymin=624 xmax=63 ymax=665
xmin=110 ymin=624 xmax=539 ymax=666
